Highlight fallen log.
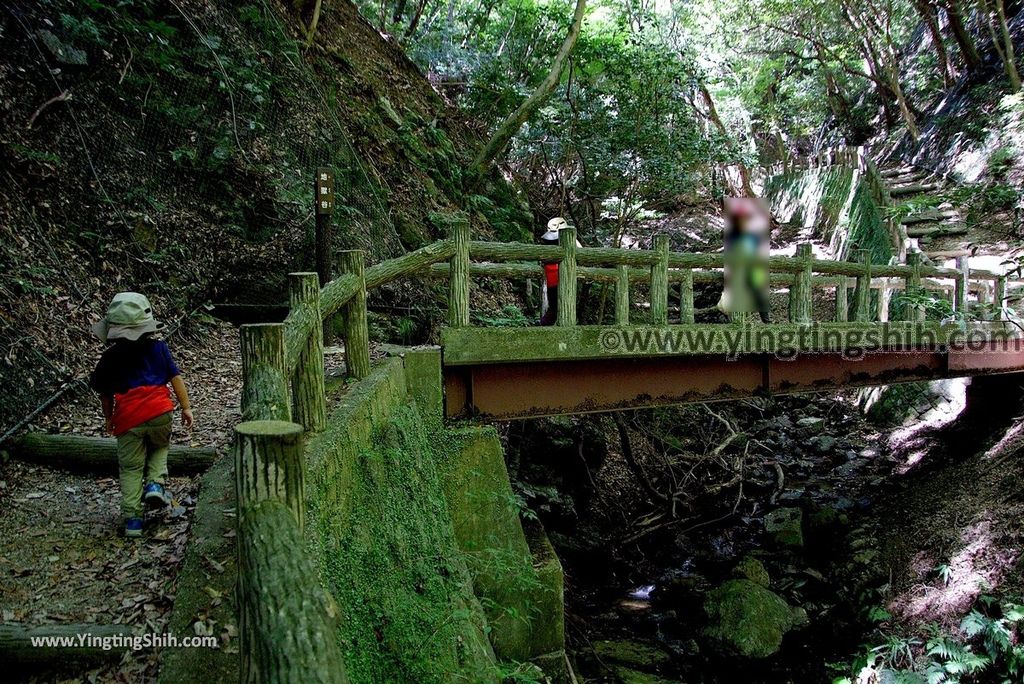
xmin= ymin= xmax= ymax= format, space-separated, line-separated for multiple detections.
xmin=9 ymin=433 xmax=217 ymax=475
xmin=0 ymin=623 xmax=134 ymax=668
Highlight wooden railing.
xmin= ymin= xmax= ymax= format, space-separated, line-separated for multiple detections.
xmin=231 ymin=210 xmax=1019 ymax=680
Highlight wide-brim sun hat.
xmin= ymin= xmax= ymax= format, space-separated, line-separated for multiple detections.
xmin=92 ymin=292 xmax=165 ymax=343
xmin=541 ymin=217 xmax=569 ymax=242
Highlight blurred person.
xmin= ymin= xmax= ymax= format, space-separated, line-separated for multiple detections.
xmin=721 ymin=198 xmax=771 ymax=323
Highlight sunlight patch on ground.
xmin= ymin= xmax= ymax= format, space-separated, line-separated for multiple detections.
xmin=890 ymin=518 xmax=1019 ymax=624
xmin=885 ymin=379 xmax=969 ymax=473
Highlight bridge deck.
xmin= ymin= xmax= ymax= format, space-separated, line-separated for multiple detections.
xmin=441 ymin=324 xmax=1024 ymax=419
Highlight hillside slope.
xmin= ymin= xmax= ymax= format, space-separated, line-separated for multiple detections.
xmin=0 ymin=0 xmax=530 ymax=434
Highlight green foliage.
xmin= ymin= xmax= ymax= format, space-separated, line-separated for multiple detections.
xmin=473 ymin=305 xmax=531 ymax=327
xmin=836 ymin=598 xmax=1024 ymax=684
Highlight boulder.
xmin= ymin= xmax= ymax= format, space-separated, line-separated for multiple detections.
xmin=702 ymin=579 xmax=808 ymax=658
xmin=764 ymin=507 xmax=804 ymax=548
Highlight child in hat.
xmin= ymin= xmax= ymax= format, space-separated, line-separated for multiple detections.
xmin=89 ymin=293 xmax=194 ymax=538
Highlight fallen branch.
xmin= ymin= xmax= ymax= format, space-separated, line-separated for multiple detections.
xmin=26 ymin=90 xmax=70 ymax=129
xmin=612 ymin=413 xmax=667 ymax=504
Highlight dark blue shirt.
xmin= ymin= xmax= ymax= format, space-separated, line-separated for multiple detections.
xmin=90 ymin=338 xmax=181 ymax=397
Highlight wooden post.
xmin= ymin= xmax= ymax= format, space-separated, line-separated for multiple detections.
xmin=314 ymin=168 xmax=335 ymax=286
xmin=788 ymin=242 xmax=813 ymax=324
xmin=240 ymin=323 xmax=290 ymax=422
xmin=288 ymin=273 xmax=326 ymax=432
xmin=235 ymin=420 xmax=306 ymax=529
xmin=615 ymin=264 xmax=630 ymax=325
xmin=835 ymin=276 xmax=848 ymax=322
xmin=905 ymin=251 xmax=924 ymax=321
xmin=650 ymin=234 xmax=669 ymax=325
xmin=448 ymin=214 xmax=471 ymax=327
xmin=853 ymin=249 xmax=872 ymax=322
xmin=557 ymin=227 xmax=578 ymax=326
xmin=237 ymin=501 xmax=346 ymax=684
xmin=338 ymin=250 xmax=370 ymax=380
xmin=955 ymin=255 xmax=969 ymax=316
xmin=995 ymin=276 xmax=1007 ymax=320
xmin=680 ymin=269 xmax=695 ymax=324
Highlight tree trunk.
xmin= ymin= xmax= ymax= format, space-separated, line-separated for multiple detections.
xmin=238 ymin=501 xmax=348 ymax=684
xmin=0 ymin=624 xmax=135 ymax=668
xmin=10 ymin=433 xmax=215 ymax=474
xmin=943 ymin=0 xmax=984 ymax=72
xmin=392 ymin=0 xmax=408 ymax=24
xmin=981 ymin=0 xmax=1022 ymax=92
xmin=914 ymin=0 xmax=956 ymax=86
xmin=469 ymin=0 xmax=587 ymax=178
xmin=404 ymin=0 xmax=430 ymax=37
xmin=698 ymin=83 xmax=755 ymax=196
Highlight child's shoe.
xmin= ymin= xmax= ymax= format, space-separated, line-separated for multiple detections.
xmin=125 ymin=518 xmax=143 ymax=538
xmin=143 ymin=482 xmax=170 ymax=508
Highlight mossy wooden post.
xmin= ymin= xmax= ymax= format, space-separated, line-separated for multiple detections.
xmin=835 ymin=276 xmax=849 ymax=322
xmin=235 ymin=420 xmax=306 ymax=529
xmin=853 ymin=249 xmax=873 ymax=322
xmin=788 ymin=243 xmax=813 ymax=324
xmin=449 ymin=214 xmax=471 ymax=327
xmin=650 ymin=234 xmax=669 ymax=325
xmin=905 ymin=251 xmax=924 ymax=321
xmin=557 ymin=227 xmax=578 ymax=326
xmin=240 ymin=323 xmax=290 ymax=422
xmin=679 ymin=269 xmax=695 ymax=324
xmin=955 ymin=255 xmax=970 ymax=315
xmin=237 ymin=500 xmax=347 ymax=684
xmin=615 ymin=264 xmax=630 ymax=325
xmin=338 ymin=250 xmax=370 ymax=380
xmin=995 ymin=275 xmax=1007 ymax=320
xmin=288 ymin=273 xmax=326 ymax=432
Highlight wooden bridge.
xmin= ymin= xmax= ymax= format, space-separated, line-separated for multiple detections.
xmin=242 ymin=212 xmax=1024 ymax=426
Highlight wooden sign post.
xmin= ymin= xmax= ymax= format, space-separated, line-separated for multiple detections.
xmin=315 ymin=168 xmax=334 ymax=286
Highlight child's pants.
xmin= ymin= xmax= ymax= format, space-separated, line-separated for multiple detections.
xmin=116 ymin=412 xmax=172 ymax=519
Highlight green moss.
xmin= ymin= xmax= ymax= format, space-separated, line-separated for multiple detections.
xmin=435 ymin=427 xmax=560 ymax=662
xmin=303 ymin=357 xmax=564 ymax=682
xmin=733 ymin=556 xmax=771 ymax=587
xmin=764 ymin=166 xmax=892 ymax=265
xmin=702 ymin=579 xmax=805 ymax=658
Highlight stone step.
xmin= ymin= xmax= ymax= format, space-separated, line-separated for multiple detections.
xmin=888 ymin=174 xmax=937 ymax=187
xmin=906 ymin=224 xmax=968 ymax=238
xmin=881 ymin=166 xmax=914 ymax=178
xmin=901 ymin=209 xmax=960 ymax=225
xmin=889 ymin=182 xmax=943 ymax=197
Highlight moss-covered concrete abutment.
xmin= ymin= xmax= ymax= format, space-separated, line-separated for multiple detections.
xmin=305 ymin=350 xmax=569 ymax=682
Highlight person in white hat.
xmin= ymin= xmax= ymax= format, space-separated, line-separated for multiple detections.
xmin=538 ymin=217 xmax=580 ymax=325
xmin=89 ymin=292 xmax=194 ymax=538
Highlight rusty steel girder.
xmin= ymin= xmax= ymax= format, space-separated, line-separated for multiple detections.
xmin=443 ymin=341 xmax=1024 ymax=420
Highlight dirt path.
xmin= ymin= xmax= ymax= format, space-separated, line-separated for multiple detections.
xmin=0 ymin=319 xmax=239 ymax=682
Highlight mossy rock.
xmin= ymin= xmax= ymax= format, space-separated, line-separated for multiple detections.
xmin=733 ymin=557 xmax=770 ymax=587
xmin=702 ymin=579 xmax=807 ymax=659
xmin=592 ymin=639 xmax=672 ymax=669
xmin=764 ymin=507 xmax=804 ymax=549
xmin=611 ymin=666 xmax=680 ymax=684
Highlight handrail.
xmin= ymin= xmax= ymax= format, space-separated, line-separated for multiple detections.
xmin=267 ymin=212 xmax=1023 ymax=394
